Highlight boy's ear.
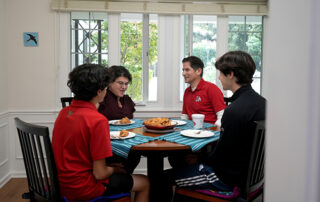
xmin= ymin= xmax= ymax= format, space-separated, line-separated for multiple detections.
xmin=227 ymin=71 xmax=234 ymax=79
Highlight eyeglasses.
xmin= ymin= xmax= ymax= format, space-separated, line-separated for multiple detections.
xmin=116 ymin=81 xmax=129 ymax=87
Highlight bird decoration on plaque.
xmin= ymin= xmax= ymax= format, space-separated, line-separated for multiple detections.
xmin=23 ymin=32 xmax=39 ymax=47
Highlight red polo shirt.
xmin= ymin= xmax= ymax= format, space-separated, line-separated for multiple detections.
xmin=52 ymin=100 xmax=113 ymax=201
xmin=182 ymin=79 xmax=226 ymax=124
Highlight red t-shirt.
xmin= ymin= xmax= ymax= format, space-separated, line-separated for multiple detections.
xmin=182 ymin=79 xmax=226 ymax=124
xmin=52 ymin=100 xmax=113 ymax=201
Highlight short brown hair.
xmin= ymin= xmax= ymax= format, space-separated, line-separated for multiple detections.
xmin=215 ymin=51 xmax=256 ymax=85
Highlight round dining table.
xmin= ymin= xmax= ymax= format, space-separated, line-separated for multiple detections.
xmin=128 ymin=126 xmax=219 ymax=202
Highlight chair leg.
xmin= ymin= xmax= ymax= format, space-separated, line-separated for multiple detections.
xmin=22 ymin=192 xmax=31 ymax=199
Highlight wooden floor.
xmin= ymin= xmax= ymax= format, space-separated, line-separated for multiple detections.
xmin=0 ymin=178 xmax=28 ymax=202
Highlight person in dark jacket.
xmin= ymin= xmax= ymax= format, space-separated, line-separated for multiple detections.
xmin=173 ymin=51 xmax=266 ymax=194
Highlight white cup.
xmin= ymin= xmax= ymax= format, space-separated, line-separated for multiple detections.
xmin=192 ymin=114 xmax=205 ymax=129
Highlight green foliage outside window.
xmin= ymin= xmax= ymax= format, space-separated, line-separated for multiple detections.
xmin=192 ymin=22 xmax=217 ymax=83
xmin=120 ymin=21 xmax=158 ymax=101
xmin=90 ymin=20 xmax=158 ymax=101
xmin=228 ymin=23 xmax=262 ymax=72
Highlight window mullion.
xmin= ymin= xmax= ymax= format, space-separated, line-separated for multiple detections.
xmin=108 ymin=13 xmax=120 ymax=66
xmin=142 ymin=14 xmax=149 ymax=102
xmin=188 ymin=15 xmax=193 ymax=56
xmin=216 ymin=16 xmax=229 ymax=95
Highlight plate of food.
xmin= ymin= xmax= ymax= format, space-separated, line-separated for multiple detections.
xmin=110 ymin=130 xmax=135 ymax=140
xmin=180 ymin=130 xmax=215 ymax=138
xmin=171 ymin=120 xmax=187 ymax=126
xmin=143 ymin=117 xmax=177 ymax=130
xmin=109 ymin=117 xmax=135 ymax=125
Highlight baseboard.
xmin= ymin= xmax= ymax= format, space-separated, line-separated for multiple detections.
xmin=0 ymin=173 xmax=11 ymax=189
xmin=10 ymin=171 xmax=27 ymax=178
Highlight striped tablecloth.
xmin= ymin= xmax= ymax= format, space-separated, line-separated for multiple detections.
xmin=109 ymin=119 xmax=145 ymax=131
xmin=111 ymin=134 xmax=155 ymax=158
xmin=153 ymin=130 xmax=220 ymax=152
xmin=174 ymin=120 xmax=215 ymax=130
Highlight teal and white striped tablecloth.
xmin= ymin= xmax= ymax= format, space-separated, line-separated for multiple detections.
xmin=153 ymin=130 xmax=220 ymax=152
xmin=111 ymin=134 xmax=155 ymax=158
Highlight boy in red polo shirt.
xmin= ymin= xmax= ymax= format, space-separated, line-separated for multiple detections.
xmin=182 ymin=56 xmax=226 ymax=126
xmin=52 ymin=64 xmax=149 ymax=201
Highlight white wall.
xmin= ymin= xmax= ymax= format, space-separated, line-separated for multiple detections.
xmin=0 ymin=0 xmax=7 ymax=112
xmin=0 ymin=0 xmax=59 ymax=187
xmin=264 ymin=0 xmax=320 ymax=201
xmin=0 ymin=0 xmax=10 ymax=188
xmin=7 ymin=0 xmax=56 ymax=110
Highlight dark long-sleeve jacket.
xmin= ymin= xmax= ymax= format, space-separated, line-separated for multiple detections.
xmin=206 ymin=85 xmax=266 ymax=190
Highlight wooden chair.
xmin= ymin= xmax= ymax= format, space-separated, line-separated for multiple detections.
xmin=15 ymin=117 xmax=61 ymax=202
xmin=15 ymin=117 xmax=131 ymax=202
xmin=174 ymin=120 xmax=265 ymax=202
xmin=60 ymin=97 xmax=73 ymax=108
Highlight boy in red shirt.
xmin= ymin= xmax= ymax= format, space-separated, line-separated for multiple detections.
xmin=182 ymin=56 xmax=226 ymax=126
xmin=52 ymin=64 xmax=149 ymax=201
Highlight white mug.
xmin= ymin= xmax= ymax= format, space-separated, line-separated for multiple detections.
xmin=192 ymin=114 xmax=205 ymax=129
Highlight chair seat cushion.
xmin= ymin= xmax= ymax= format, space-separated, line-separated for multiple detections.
xmin=194 ymin=187 xmax=240 ymax=199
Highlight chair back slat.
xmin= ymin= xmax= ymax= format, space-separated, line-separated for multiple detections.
xmin=31 ymin=135 xmax=47 ymax=196
xmin=24 ymin=133 xmax=41 ymax=194
xmin=60 ymin=97 xmax=73 ymax=108
xmin=15 ymin=117 xmax=61 ymax=202
xmin=246 ymin=120 xmax=265 ymax=194
xmin=36 ymin=135 xmax=52 ymax=199
xmin=18 ymin=131 xmax=36 ymax=198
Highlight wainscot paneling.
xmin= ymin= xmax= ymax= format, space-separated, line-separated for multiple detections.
xmin=1 ymin=109 xmax=178 ymax=185
xmin=8 ymin=111 xmax=58 ymax=178
xmin=0 ymin=111 xmax=10 ymax=188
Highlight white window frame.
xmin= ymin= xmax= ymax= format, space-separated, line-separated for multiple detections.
xmin=56 ymin=12 xmax=257 ymax=115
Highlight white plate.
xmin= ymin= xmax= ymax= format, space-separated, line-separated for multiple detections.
xmin=110 ymin=131 xmax=135 ymax=139
xmin=180 ymin=130 xmax=215 ymax=138
xmin=171 ymin=120 xmax=187 ymax=126
xmin=109 ymin=120 xmax=135 ymax=126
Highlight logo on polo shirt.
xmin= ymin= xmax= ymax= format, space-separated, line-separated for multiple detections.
xmin=195 ymin=96 xmax=201 ymax=102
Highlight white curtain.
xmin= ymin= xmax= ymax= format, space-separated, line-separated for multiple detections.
xmin=50 ymin=0 xmax=268 ymax=15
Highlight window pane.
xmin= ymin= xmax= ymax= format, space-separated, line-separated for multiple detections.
xmin=120 ymin=13 xmax=143 ymax=102
xmin=181 ymin=15 xmax=218 ymax=101
xmin=228 ymin=16 xmax=263 ymax=94
xmin=193 ymin=15 xmax=217 ymax=84
xmin=71 ymin=12 xmax=108 ymax=68
xmin=228 ymin=16 xmax=245 ymax=32
xmin=148 ymin=14 xmax=158 ymax=101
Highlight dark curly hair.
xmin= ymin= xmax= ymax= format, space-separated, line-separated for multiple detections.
xmin=108 ymin=65 xmax=132 ymax=83
xmin=182 ymin=56 xmax=205 ymax=77
xmin=67 ymin=64 xmax=110 ymax=101
xmin=215 ymin=51 xmax=256 ymax=85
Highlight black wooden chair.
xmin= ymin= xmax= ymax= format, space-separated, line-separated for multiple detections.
xmin=15 ymin=117 xmax=61 ymax=202
xmin=174 ymin=120 xmax=266 ymax=202
xmin=60 ymin=97 xmax=73 ymax=108
xmin=15 ymin=117 xmax=131 ymax=202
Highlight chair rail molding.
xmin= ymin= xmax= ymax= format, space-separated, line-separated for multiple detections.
xmin=1 ymin=109 xmax=179 ymax=187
